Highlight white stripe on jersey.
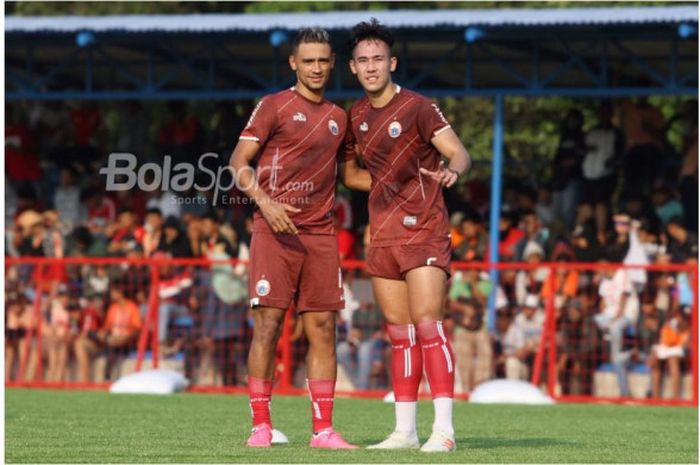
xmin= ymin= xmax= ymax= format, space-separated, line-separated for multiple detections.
xmin=432 ymin=124 xmax=452 ymax=137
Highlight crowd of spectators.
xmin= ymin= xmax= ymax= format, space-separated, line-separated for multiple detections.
xmin=5 ymin=97 xmax=697 ymax=399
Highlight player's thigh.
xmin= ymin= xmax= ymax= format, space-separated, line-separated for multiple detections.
xmin=404 ymin=265 xmax=448 ymax=323
xmin=297 ymin=235 xmax=344 ymax=312
xmin=249 ymin=231 xmax=304 ymax=310
xmin=371 ymin=276 xmax=411 ymax=325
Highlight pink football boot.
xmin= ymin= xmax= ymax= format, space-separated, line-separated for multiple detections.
xmin=246 ymin=423 xmax=273 ymax=448
xmin=309 ymin=428 xmax=359 ymax=449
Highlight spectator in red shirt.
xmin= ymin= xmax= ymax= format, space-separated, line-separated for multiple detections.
xmin=6 ymin=109 xmax=42 ymax=184
xmin=73 ymin=294 xmax=105 ymax=383
xmin=83 ymin=188 xmax=117 ymax=237
xmin=498 ymin=210 xmax=525 ymax=261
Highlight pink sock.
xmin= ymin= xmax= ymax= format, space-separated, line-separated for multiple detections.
xmin=248 ymin=376 xmax=273 ymax=427
xmin=307 ymin=378 xmax=335 ymax=433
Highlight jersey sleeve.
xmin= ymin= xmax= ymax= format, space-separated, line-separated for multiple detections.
xmin=339 ymin=110 xmax=359 ymax=163
xmin=415 ymin=98 xmax=451 ymax=143
xmin=240 ymin=96 xmax=277 ymax=145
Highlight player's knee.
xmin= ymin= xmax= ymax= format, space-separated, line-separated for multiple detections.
xmin=253 ymin=315 xmax=284 ymax=345
xmin=306 ymin=317 xmax=335 ymax=347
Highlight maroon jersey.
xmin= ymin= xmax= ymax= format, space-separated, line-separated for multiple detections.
xmin=240 ymin=88 xmax=348 ymax=235
xmin=346 ymin=86 xmax=452 ymax=247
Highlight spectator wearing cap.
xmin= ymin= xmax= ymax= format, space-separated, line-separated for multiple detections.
xmin=557 ymin=297 xmax=601 ymax=395
xmin=648 ymin=307 xmax=690 ymax=399
xmin=503 ymin=294 xmax=545 ymax=380
xmin=515 ymin=241 xmax=548 ymax=306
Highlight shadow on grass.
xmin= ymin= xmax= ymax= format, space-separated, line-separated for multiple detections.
xmin=460 ymin=437 xmax=577 ymax=449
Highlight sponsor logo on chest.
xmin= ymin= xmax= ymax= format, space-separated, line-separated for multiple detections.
xmin=359 ymin=121 xmax=369 ymax=132
xmin=293 ymin=112 xmax=307 ymax=122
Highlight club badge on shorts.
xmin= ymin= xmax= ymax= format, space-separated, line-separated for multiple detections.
xmin=388 ymin=121 xmax=402 ymax=138
xmin=328 ymin=119 xmax=339 ymax=135
xmin=255 ymin=279 xmax=271 ymax=297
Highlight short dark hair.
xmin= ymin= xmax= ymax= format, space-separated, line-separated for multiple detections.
xmin=292 ymin=27 xmax=331 ymax=53
xmin=348 ymin=18 xmax=394 ymax=54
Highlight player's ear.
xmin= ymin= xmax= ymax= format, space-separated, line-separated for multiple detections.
xmin=390 ymin=56 xmax=397 ymax=73
xmin=288 ymin=54 xmax=297 ymax=71
xmin=330 ymin=52 xmax=336 ymax=69
xmin=349 ymin=58 xmax=358 ymax=75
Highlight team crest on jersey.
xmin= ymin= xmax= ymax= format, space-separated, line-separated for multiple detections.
xmin=328 ymin=119 xmax=339 ymax=135
xmin=359 ymin=122 xmax=369 ymax=132
xmin=293 ymin=112 xmax=307 ymax=122
xmin=255 ymin=279 xmax=271 ymax=297
xmin=388 ymin=121 xmax=402 ymax=138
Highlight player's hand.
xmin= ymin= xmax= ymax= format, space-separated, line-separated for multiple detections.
xmin=259 ymin=200 xmax=301 ymax=234
xmin=419 ymin=161 xmax=459 ymax=188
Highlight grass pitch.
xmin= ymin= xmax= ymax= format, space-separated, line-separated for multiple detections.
xmin=4 ymin=388 xmax=698 ymax=463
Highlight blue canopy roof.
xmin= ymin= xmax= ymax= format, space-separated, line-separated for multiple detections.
xmin=6 ymin=6 xmax=698 ymax=34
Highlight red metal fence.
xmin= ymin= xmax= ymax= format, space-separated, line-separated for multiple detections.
xmin=5 ymin=257 xmax=697 ymax=406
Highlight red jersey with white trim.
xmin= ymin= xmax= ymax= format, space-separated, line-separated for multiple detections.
xmin=240 ymin=88 xmax=348 ymax=235
xmin=346 ymin=86 xmax=452 ymax=247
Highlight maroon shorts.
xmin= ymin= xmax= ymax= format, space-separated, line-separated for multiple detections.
xmin=249 ymin=232 xmax=344 ymax=312
xmin=367 ymin=239 xmax=452 ymax=280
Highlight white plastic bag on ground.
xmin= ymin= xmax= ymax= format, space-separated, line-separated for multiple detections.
xmin=110 ymin=369 xmax=189 ymax=395
xmin=469 ymin=379 xmax=555 ymax=405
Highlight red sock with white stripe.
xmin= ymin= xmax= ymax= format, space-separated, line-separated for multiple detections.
xmin=307 ymin=379 xmax=335 ymax=433
xmin=416 ymin=320 xmax=455 ymax=435
xmin=248 ymin=376 xmax=273 ymax=428
xmin=387 ymin=324 xmax=422 ymax=435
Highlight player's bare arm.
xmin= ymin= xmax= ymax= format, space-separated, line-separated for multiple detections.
xmin=230 ymin=139 xmax=300 ymax=234
xmin=338 ymin=156 xmax=371 ymax=192
xmin=418 ymin=128 xmax=472 ymax=188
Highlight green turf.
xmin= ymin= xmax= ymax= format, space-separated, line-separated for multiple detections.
xmin=4 ymin=388 xmax=698 ymax=463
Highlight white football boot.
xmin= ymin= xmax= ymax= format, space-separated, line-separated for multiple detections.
xmin=367 ymin=430 xmax=420 ymax=450
xmin=420 ymin=429 xmax=456 ymax=452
